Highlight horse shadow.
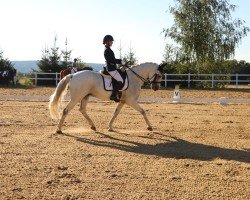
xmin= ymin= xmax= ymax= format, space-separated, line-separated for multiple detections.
xmin=62 ymin=131 xmax=250 ymax=163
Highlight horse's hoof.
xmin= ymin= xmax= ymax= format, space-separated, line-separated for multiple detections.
xmin=56 ymin=130 xmax=63 ymax=134
xmin=91 ymin=126 xmax=96 ymax=131
xmin=147 ymin=127 xmax=153 ymax=131
xmin=108 ymin=128 xmax=114 ymax=132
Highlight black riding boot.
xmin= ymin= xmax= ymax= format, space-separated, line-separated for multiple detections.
xmin=110 ymin=79 xmax=122 ymax=102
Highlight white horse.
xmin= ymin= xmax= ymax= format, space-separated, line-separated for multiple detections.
xmin=49 ymin=62 xmax=163 ymax=134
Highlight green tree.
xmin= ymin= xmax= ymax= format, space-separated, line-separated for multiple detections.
xmin=75 ymin=57 xmax=90 ymax=69
xmin=163 ymin=44 xmax=178 ymax=64
xmin=61 ymin=38 xmax=72 ymax=69
xmin=117 ymin=40 xmax=123 ymax=59
xmin=37 ymin=45 xmax=50 ymax=72
xmin=38 ymin=36 xmax=90 ymax=73
xmin=123 ymin=45 xmax=138 ymax=66
xmin=163 ymin=0 xmax=249 ymax=72
xmin=0 ymin=50 xmax=15 ymax=71
xmin=38 ymin=36 xmax=62 ymax=72
xmin=230 ymin=60 xmax=250 ymax=74
xmin=49 ymin=36 xmax=61 ymax=72
xmin=162 ymin=43 xmax=196 ymax=73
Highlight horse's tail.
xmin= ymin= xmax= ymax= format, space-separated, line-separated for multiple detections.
xmin=49 ymin=74 xmax=72 ymax=120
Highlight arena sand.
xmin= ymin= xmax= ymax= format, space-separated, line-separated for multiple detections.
xmin=0 ymin=88 xmax=249 ymax=199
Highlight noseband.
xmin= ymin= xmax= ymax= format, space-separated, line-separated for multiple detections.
xmin=148 ymin=73 xmax=163 ymax=84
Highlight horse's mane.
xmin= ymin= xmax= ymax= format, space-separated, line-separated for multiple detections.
xmin=81 ymin=66 xmax=93 ymax=71
xmin=130 ymin=62 xmax=158 ymax=69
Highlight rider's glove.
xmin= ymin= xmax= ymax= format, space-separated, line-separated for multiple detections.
xmin=121 ymin=60 xmax=126 ymax=65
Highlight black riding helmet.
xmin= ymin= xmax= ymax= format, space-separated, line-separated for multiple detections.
xmin=103 ymin=35 xmax=114 ymax=44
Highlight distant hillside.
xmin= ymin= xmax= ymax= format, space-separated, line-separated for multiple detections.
xmin=11 ymin=61 xmax=104 ymax=73
xmin=12 ymin=61 xmax=39 ymax=73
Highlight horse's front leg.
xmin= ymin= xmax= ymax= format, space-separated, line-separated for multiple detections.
xmin=126 ymin=100 xmax=153 ymax=131
xmin=108 ymin=102 xmax=124 ymax=131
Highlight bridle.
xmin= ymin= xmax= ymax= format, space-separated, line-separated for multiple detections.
xmin=148 ymin=72 xmax=163 ymax=84
xmin=125 ymin=65 xmax=163 ymax=84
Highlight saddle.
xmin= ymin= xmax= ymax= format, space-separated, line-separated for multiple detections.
xmin=100 ymin=67 xmax=129 ymax=91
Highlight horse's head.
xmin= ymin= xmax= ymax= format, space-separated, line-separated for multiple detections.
xmin=129 ymin=62 xmax=164 ymax=91
xmin=148 ymin=63 xmax=164 ymax=91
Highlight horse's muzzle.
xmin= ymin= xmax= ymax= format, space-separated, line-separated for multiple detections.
xmin=151 ymin=84 xmax=160 ymax=91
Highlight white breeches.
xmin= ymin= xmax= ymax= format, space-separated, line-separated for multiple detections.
xmin=108 ymin=70 xmax=123 ymax=83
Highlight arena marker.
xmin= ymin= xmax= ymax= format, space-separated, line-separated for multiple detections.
xmin=172 ymin=85 xmax=181 ymax=103
xmin=219 ymin=97 xmax=227 ymax=105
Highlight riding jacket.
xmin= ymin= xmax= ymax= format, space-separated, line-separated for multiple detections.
xmin=104 ymin=45 xmax=122 ymax=71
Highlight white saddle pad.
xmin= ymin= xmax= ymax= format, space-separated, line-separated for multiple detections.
xmin=101 ymin=75 xmax=129 ymax=91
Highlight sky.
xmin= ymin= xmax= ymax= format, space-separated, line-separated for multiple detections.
xmin=0 ymin=0 xmax=250 ymax=63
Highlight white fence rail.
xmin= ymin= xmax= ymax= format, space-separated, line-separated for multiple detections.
xmin=25 ymin=72 xmax=250 ymax=88
xmin=163 ymin=73 xmax=250 ymax=88
xmin=25 ymin=72 xmax=61 ymax=86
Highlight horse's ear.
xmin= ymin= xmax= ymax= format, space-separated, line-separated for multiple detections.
xmin=158 ymin=64 xmax=164 ymax=73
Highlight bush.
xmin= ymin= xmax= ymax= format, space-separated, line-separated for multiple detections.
xmin=160 ymin=59 xmax=250 ymax=88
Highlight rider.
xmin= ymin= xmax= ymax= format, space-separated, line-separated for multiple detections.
xmin=71 ymin=58 xmax=78 ymax=74
xmin=103 ymin=35 xmax=125 ymax=102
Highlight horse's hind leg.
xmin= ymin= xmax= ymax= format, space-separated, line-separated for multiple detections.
xmin=57 ymin=99 xmax=78 ymax=134
xmin=126 ymin=100 xmax=153 ymax=131
xmin=108 ymin=102 xmax=124 ymax=131
xmin=79 ymin=95 xmax=96 ymax=131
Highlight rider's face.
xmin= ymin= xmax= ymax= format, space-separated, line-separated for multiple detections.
xmin=107 ymin=40 xmax=113 ymax=47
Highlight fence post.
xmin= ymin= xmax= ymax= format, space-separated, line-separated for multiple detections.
xmin=35 ymin=73 xmax=37 ymax=86
xmin=212 ymin=74 xmax=214 ymax=88
xmin=188 ymin=73 xmax=190 ymax=88
xmin=236 ymin=73 xmax=238 ymax=88
xmin=164 ymin=74 xmax=167 ymax=88
xmin=56 ymin=72 xmax=58 ymax=85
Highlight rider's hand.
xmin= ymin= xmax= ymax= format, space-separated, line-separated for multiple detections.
xmin=120 ymin=66 xmax=126 ymax=72
xmin=121 ymin=60 xmax=126 ymax=65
